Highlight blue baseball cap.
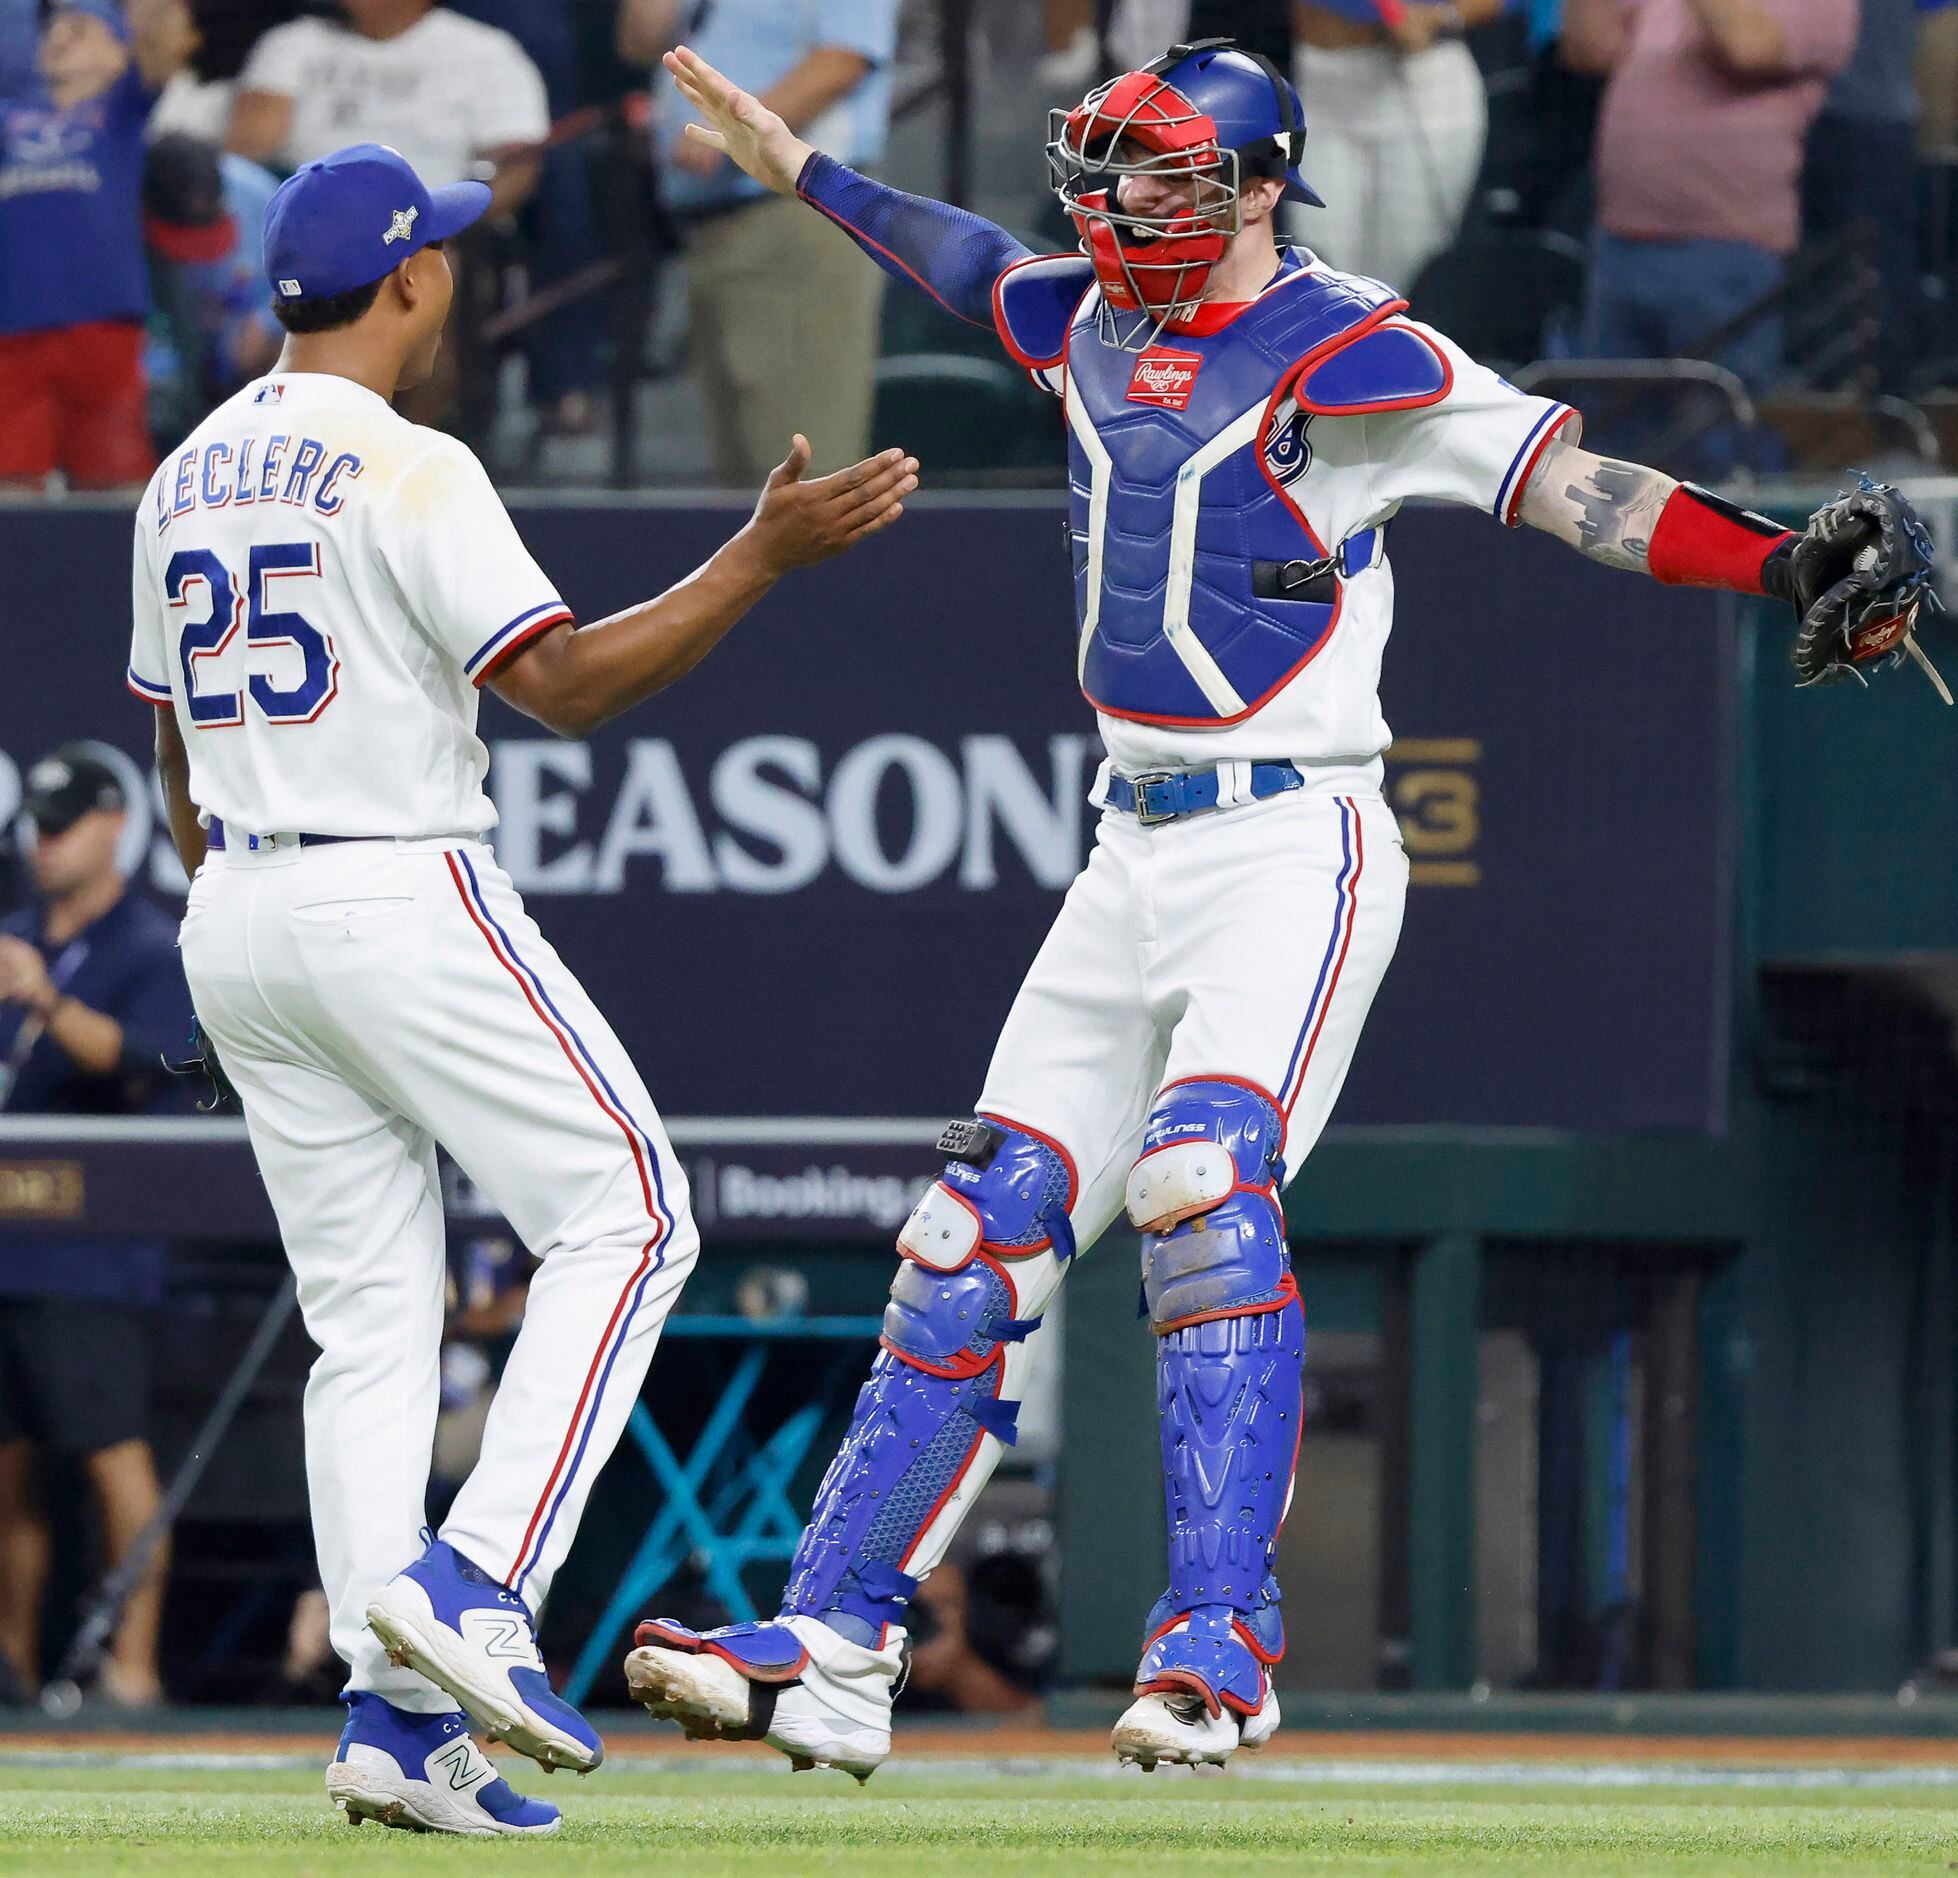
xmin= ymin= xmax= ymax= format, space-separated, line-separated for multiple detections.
xmin=264 ymin=143 xmax=490 ymax=305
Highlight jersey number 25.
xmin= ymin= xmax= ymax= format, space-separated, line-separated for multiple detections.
xmin=166 ymin=543 xmax=340 ymax=728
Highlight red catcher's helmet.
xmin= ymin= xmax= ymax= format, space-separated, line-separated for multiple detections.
xmin=1046 ymin=39 xmax=1318 ymax=350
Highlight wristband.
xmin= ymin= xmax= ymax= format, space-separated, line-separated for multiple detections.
xmin=1646 ymin=482 xmax=1796 ymax=597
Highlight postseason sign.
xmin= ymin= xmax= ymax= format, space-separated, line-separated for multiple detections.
xmin=1 ymin=498 xmax=1732 ymax=1237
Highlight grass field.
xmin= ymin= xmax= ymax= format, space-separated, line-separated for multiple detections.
xmin=5 ymin=1750 xmax=1958 ymax=1876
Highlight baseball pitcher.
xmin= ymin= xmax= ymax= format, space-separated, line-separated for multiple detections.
xmin=128 ymin=143 xmax=915 ymax=1834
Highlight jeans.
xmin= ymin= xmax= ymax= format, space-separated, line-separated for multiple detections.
xmin=1581 ymin=230 xmax=1783 ymax=475
xmin=1583 ymin=230 xmax=1783 ymax=389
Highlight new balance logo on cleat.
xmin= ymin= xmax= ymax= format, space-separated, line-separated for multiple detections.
xmin=431 ymin=1738 xmax=490 ymax=1792
xmin=469 ymin=1616 xmax=534 ymax=1660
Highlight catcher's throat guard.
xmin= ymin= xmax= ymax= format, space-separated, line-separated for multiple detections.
xmin=1046 ymin=38 xmax=1319 ymax=351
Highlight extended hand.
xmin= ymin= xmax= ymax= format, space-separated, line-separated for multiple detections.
xmin=662 ymin=44 xmax=812 ymax=196
xmin=745 ymin=438 xmax=919 ymax=574
xmin=0 ymin=934 xmax=53 ymax=1014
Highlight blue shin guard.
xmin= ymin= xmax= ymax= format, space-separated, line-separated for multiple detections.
xmin=1129 ymin=1080 xmax=1303 ymax=1718
xmin=777 ymin=1117 xmax=1075 ymax=1645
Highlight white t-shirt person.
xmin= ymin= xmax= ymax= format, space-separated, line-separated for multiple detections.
xmin=234 ymin=6 xmax=548 ymax=189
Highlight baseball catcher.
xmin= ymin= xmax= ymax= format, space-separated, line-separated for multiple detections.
xmin=624 ymin=37 xmax=1945 ymax=1779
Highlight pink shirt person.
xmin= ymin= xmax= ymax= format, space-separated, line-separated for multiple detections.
xmin=1582 ymin=0 xmax=1858 ymax=255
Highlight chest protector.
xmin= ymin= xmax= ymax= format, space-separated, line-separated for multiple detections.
xmin=996 ymin=252 xmax=1451 ymax=728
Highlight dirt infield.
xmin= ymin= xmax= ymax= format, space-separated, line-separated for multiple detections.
xmin=6 ymin=1722 xmax=1956 ymax=1769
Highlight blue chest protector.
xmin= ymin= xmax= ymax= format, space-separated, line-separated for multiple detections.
xmin=996 ymin=251 xmax=1452 ymax=728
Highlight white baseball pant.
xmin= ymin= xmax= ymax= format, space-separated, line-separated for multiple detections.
xmin=899 ymin=784 xmax=1409 ymax=1582
xmin=180 ymin=836 xmax=697 ymax=1711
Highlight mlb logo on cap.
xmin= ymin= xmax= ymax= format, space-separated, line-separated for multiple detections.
xmin=263 ymin=144 xmax=490 ymax=304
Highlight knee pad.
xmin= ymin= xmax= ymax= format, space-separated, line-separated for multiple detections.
xmin=898 ymin=1116 xmax=1076 ymax=1270
xmin=882 ymin=1256 xmax=1042 ymax=1382
xmin=1125 ymin=1079 xmax=1284 ymax=1235
xmin=1128 ymin=1080 xmax=1291 ymax=1333
xmin=886 ymin=1115 xmax=1076 ymax=1372
xmin=1141 ymin=1191 xmax=1291 ymax=1332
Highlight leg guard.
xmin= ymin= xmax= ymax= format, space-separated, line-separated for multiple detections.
xmin=777 ymin=1115 xmax=1075 ymax=1645
xmin=1128 ymin=1078 xmax=1303 ymax=1720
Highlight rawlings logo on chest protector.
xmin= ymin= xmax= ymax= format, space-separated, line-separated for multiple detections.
xmin=1127 ymin=348 xmax=1204 ymax=410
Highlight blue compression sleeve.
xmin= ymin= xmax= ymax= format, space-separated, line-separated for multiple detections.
xmin=796 ymin=151 xmax=1033 ymax=331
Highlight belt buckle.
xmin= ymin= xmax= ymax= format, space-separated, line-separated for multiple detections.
xmin=1129 ymin=772 xmax=1180 ymax=826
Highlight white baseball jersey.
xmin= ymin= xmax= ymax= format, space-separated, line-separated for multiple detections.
xmin=132 ymin=368 xmax=700 ymax=1701
xmin=128 ymin=373 xmax=572 ymax=838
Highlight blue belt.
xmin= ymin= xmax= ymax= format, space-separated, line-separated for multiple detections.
xmin=1100 ymin=762 xmax=1306 ymax=826
xmin=206 ymin=818 xmax=360 ymax=854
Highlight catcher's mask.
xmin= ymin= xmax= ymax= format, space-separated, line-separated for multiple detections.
xmin=1045 ymin=37 xmax=1321 ymax=351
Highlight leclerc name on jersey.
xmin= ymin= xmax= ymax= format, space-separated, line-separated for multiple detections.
xmin=154 ymin=435 xmax=365 ymax=535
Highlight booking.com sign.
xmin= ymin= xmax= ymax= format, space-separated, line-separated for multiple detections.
xmin=0 ymin=732 xmax=1101 ymax=901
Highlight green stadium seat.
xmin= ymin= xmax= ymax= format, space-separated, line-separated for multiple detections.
xmin=871 ymin=352 xmax=1060 ymax=474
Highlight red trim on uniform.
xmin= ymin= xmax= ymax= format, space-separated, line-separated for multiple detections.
xmin=1501 ymin=408 xmax=1579 ymax=527
xmin=443 ymin=851 xmax=667 ymax=1583
xmin=991 ymin=253 xmax=1083 ymax=371
xmin=1136 ymin=1668 xmax=1228 ymax=1719
xmin=1236 ymin=1617 xmax=1284 ymax=1665
xmin=1156 ymin=1071 xmax=1289 ymax=1114
xmin=1287 ymin=318 xmax=1454 ymax=417
xmin=633 ymin=1619 xmax=811 ymax=1683
xmin=1646 ymin=484 xmax=1796 ymax=591
xmin=977 ymin=1109 xmax=1080 ymax=1204
xmin=896 ymin=1367 xmax=1005 ymax=1572
xmin=1284 ymin=810 xmax=1365 ymax=1118
xmin=878 ymin=1332 xmax=1005 ymax=1381
xmin=472 ymin=607 xmax=573 ymax=687
xmin=1150 ymin=1270 xmax=1301 ymax=1337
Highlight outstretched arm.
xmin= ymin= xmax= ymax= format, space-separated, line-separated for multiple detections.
xmin=663 ymin=44 xmax=1031 ymax=330
xmin=490 ymin=436 xmax=917 ymax=738
xmin=1516 ymin=439 xmax=1795 ymax=597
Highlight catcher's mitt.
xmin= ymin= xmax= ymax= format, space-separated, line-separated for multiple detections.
xmin=1772 ymin=476 xmax=1950 ymax=701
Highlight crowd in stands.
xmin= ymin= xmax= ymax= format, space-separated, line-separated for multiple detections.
xmin=0 ymin=0 xmax=1954 ymax=492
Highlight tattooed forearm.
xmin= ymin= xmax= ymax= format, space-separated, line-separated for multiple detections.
xmin=1514 ymin=441 xmax=1677 ymax=574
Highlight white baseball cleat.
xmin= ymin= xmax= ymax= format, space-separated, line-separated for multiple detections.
xmin=325 ymin=1694 xmax=561 ymax=1836
xmin=624 ymin=1612 xmax=901 ymax=1782
xmin=365 ymin=1537 xmax=603 ymax=1774
xmin=1111 ymin=1679 xmax=1281 ymax=1771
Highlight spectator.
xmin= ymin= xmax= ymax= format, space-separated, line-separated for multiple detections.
xmin=1803 ymin=0 xmax=1947 ymax=389
xmin=228 ymin=0 xmax=548 ymax=428
xmin=1038 ymin=0 xmax=1099 ymax=88
xmin=1566 ymin=0 xmax=1857 ymax=390
xmin=226 ymin=0 xmax=546 ymax=214
xmin=449 ymin=0 xmax=609 ymax=438
xmin=1291 ymin=0 xmax=1502 ymax=289
xmin=143 ymin=132 xmax=282 ymax=441
xmin=618 ymin=0 xmax=900 ymax=485
xmin=0 ymin=746 xmax=195 ymax=1708
xmin=0 ymin=0 xmax=194 ymax=494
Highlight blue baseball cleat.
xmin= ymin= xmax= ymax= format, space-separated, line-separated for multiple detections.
xmin=365 ymin=1538 xmax=603 ymax=1773
xmin=325 ymin=1693 xmax=561 ymax=1836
